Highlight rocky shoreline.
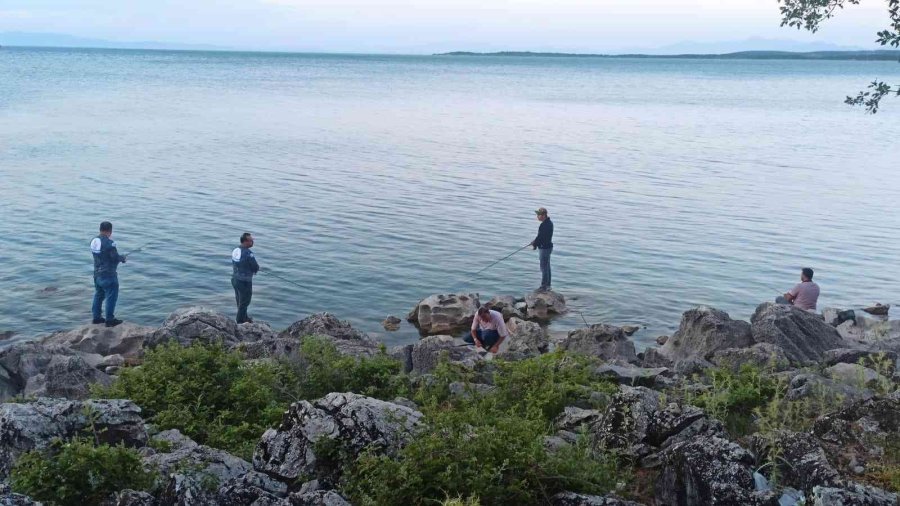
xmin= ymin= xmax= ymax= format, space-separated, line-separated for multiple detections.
xmin=1 ymin=289 xmax=899 ymax=505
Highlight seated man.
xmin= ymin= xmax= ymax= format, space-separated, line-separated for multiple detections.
xmin=776 ymin=267 xmax=820 ymax=311
xmin=466 ymin=306 xmax=509 ymax=353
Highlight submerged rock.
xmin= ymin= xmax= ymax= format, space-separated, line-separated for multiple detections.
xmin=407 ymin=293 xmax=480 ymax=335
xmin=381 ymin=316 xmax=402 ymax=331
xmin=751 ymin=303 xmax=845 ymax=365
xmin=0 ymin=398 xmax=147 ymax=480
xmin=253 ymin=393 xmax=422 ymax=486
xmin=557 ymin=324 xmax=638 ymax=364
xmin=280 ymin=313 xmax=380 ymax=357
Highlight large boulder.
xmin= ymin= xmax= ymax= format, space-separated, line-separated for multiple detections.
xmin=655 ymin=436 xmax=771 ymax=506
xmin=217 ymin=470 xmax=289 ymax=505
xmin=22 ymin=354 xmax=111 ymax=399
xmin=524 ymin=290 xmax=567 ymax=320
xmin=0 ymin=398 xmax=147 ymax=480
xmin=407 ymin=293 xmax=480 ymax=335
xmin=279 ymin=313 xmax=380 ymax=357
xmin=810 ymin=482 xmax=898 ymax=506
xmin=0 ymin=343 xmax=109 ymax=401
xmin=486 ymin=295 xmax=525 ymax=321
xmin=709 ymin=343 xmax=791 ymax=373
xmin=748 ymin=430 xmax=841 ymax=494
xmin=40 ymin=323 xmax=153 ymax=359
xmin=556 ymin=324 xmax=638 ymax=364
xmin=402 ymin=335 xmax=483 ymax=375
xmin=497 ymin=317 xmax=548 ymax=358
xmin=554 ymin=386 xmax=724 ymax=465
xmin=253 ymin=393 xmax=423 ymax=486
xmin=751 ymin=303 xmax=845 ymax=365
xmin=146 ymin=307 xmax=274 ymax=348
xmin=143 ymin=429 xmax=252 ymax=506
xmin=659 ymin=306 xmax=753 ymax=363
xmin=0 ymin=484 xmax=41 ymax=506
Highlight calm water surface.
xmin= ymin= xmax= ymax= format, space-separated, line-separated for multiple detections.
xmin=1 ymin=47 xmax=899 ymax=348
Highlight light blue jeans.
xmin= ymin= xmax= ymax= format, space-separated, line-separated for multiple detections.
xmin=539 ymin=247 xmax=552 ymax=288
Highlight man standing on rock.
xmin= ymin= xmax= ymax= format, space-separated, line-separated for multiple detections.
xmin=231 ymin=232 xmax=259 ymax=324
xmin=776 ymin=267 xmax=820 ymax=311
xmin=467 ymin=306 xmax=509 ymax=353
xmin=531 ymin=207 xmax=554 ymax=292
xmin=90 ymin=221 xmax=126 ymax=327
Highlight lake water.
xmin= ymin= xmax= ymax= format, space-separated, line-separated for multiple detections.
xmin=1 ymin=46 xmax=899 ymax=349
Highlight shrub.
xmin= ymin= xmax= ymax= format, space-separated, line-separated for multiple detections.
xmin=343 ymin=352 xmax=627 ymax=506
xmin=93 ymin=342 xmax=295 ymax=459
xmin=10 ymin=438 xmax=155 ymax=506
xmin=683 ymin=364 xmax=778 ymax=436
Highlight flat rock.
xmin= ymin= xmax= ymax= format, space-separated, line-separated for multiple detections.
xmin=594 ymin=364 xmax=671 ymax=388
xmin=280 ymin=313 xmax=379 ymax=357
xmin=407 ymin=293 xmax=480 ymax=335
xmin=709 ymin=343 xmax=791 ymax=373
xmin=660 ymin=306 xmax=753 ymax=363
xmin=524 ymin=290 xmax=567 ymax=320
xmin=253 ymin=393 xmax=422 ymax=486
xmin=556 ymin=324 xmax=638 ymax=364
xmin=862 ymin=304 xmax=890 ymax=317
xmin=751 ymin=303 xmax=846 ymax=365
xmin=39 ymin=323 xmax=153 ymax=359
xmin=0 ymin=398 xmax=147 ymax=480
xmin=146 ymin=307 xmax=273 ymax=348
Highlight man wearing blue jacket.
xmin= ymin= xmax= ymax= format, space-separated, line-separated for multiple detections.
xmin=90 ymin=221 xmax=127 ymax=327
xmin=232 ymin=232 xmax=260 ymax=324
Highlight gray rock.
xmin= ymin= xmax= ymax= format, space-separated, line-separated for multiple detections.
xmin=710 ymin=343 xmax=791 ymax=373
xmin=656 ymin=335 xmax=669 ymax=346
xmin=660 ymin=306 xmax=753 ymax=363
xmin=23 ymin=354 xmax=111 ymax=400
xmin=550 ymin=491 xmax=644 ymax=505
xmin=144 ymin=429 xmax=252 ymax=506
xmin=594 ymin=364 xmax=671 ymax=388
xmin=621 ymin=326 xmax=640 ymax=336
xmin=100 ymin=489 xmax=156 ymax=506
xmin=823 ymin=348 xmax=897 ymax=375
xmin=287 ymin=490 xmax=352 ymax=505
xmin=0 ymin=398 xmax=147 ymax=480
xmin=390 ymin=344 xmax=414 ymax=374
xmin=217 ymin=470 xmax=289 ymax=505
xmin=407 ymin=293 xmax=480 ymax=335
xmin=236 ymin=321 xmax=279 ymax=343
xmin=557 ymin=324 xmax=638 ymax=364
xmin=253 ymin=393 xmax=423 ymax=486
xmin=235 ymin=338 xmax=303 ymax=360
xmin=382 ymin=316 xmax=402 ymax=331
xmin=811 ymin=482 xmax=898 ymax=506
xmin=0 ymin=343 xmax=111 ymax=401
xmin=486 ymin=295 xmax=525 ymax=320
xmin=497 ymin=317 xmax=548 ymax=357
xmin=525 ymin=290 xmax=567 ymax=320
xmin=280 ymin=313 xmax=380 ymax=357
xmin=656 ymin=436 xmax=766 ymax=506
xmin=822 ymin=308 xmax=858 ymax=327
xmin=146 ymin=307 xmax=255 ymax=348
xmin=751 ymin=303 xmax=845 ymax=365
xmin=813 ymin=396 xmax=900 ymax=447
xmin=786 ymin=373 xmax=874 ymax=406
xmin=40 ymin=323 xmax=153 ymax=359
xmin=749 ymin=430 xmax=840 ymax=494
xmin=448 ymin=382 xmax=495 ymax=398
xmin=407 ymin=335 xmax=483 ymax=375
xmin=0 ymin=484 xmax=42 ymax=506
xmin=823 ymin=363 xmax=891 ymax=390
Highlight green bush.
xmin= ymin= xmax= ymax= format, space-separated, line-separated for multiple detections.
xmin=10 ymin=438 xmax=155 ymax=506
xmin=93 ymin=342 xmax=295 ymax=459
xmin=683 ymin=364 xmax=778 ymax=436
xmin=344 ymin=352 xmax=627 ymax=506
xmin=288 ymin=337 xmax=405 ymax=400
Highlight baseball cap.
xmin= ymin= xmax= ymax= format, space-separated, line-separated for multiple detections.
xmin=534 ymin=207 xmax=548 ymax=216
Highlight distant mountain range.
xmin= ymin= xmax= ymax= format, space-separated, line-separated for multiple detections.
xmin=438 ymin=50 xmax=900 ymax=61
xmin=0 ymin=31 xmax=228 ymax=51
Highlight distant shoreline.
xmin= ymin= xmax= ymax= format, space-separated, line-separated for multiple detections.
xmin=436 ymin=50 xmax=900 ymax=61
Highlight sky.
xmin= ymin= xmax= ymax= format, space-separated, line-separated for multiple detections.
xmin=0 ymin=0 xmax=892 ymax=53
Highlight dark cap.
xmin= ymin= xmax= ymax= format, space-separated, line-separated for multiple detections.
xmin=534 ymin=207 xmax=548 ymax=216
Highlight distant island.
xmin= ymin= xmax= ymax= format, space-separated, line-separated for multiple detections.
xmin=437 ymin=50 xmax=900 ymax=61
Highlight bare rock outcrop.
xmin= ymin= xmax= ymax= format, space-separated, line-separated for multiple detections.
xmin=407 ymin=293 xmax=480 ymax=335
xmin=557 ymin=324 xmax=638 ymax=364
xmin=751 ymin=303 xmax=845 ymax=365
xmin=659 ymin=306 xmax=753 ymax=364
xmin=146 ymin=307 xmax=275 ymax=348
xmin=279 ymin=313 xmax=380 ymax=357
xmin=524 ymin=290 xmax=567 ymax=320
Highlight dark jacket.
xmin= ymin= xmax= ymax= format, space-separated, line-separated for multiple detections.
xmin=533 ymin=218 xmax=554 ymax=249
xmin=91 ymin=235 xmax=125 ymax=278
xmin=232 ymin=247 xmax=260 ymax=282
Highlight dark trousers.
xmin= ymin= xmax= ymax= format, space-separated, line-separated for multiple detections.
xmin=232 ymin=278 xmax=253 ymax=323
xmin=92 ymin=276 xmax=119 ymax=320
xmin=539 ymin=247 xmax=552 ymax=288
xmin=465 ymin=328 xmax=501 ymax=348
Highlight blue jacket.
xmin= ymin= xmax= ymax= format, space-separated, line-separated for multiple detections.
xmin=91 ymin=235 xmax=125 ymax=278
xmin=232 ymin=247 xmax=259 ymax=282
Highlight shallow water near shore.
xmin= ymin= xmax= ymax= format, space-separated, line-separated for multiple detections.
xmin=1 ymin=47 xmax=899 ymax=348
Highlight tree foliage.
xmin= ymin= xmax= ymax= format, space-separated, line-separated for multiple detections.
xmin=779 ymin=0 xmax=900 ymax=112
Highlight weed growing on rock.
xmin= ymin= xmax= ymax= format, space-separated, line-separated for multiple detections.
xmin=682 ymin=364 xmax=778 ymax=437
xmin=10 ymin=438 xmax=155 ymax=506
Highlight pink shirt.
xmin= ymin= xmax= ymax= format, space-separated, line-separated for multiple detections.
xmin=471 ymin=309 xmax=509 ymax=337
xmin=789 ymin=281 xmax=820 ymax=311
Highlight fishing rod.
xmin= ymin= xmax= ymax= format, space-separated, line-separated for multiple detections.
xmin=259 ymin=267 xmax=306 ymax=290
xmin=121 ymin=241 xmax=154 ymax=258
xmin=455 ymin=243 xmax=533 ymax=289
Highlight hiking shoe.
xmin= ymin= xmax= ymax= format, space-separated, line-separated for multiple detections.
xmin=92 ymin=318 xmax=106 ymax=324
xmin=105 ymin=319 xmax=123 ymax=328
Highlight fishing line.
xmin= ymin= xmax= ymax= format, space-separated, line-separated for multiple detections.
xmin=452 ymin=243 xmax=533 ymax=291
xmin=259 ymin=267 xmax=306 ymax=290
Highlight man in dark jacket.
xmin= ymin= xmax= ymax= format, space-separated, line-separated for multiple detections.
xmin=531 ymin=207 xmax=554 ymax=291
xmin=90 ymin=221 xmax=127 ymax=327
xmin=231 ymin=232 xmax=260 ymax=324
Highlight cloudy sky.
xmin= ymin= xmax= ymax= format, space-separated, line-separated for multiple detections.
xmin=0 ymin=0 xmax=891 ymax=53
